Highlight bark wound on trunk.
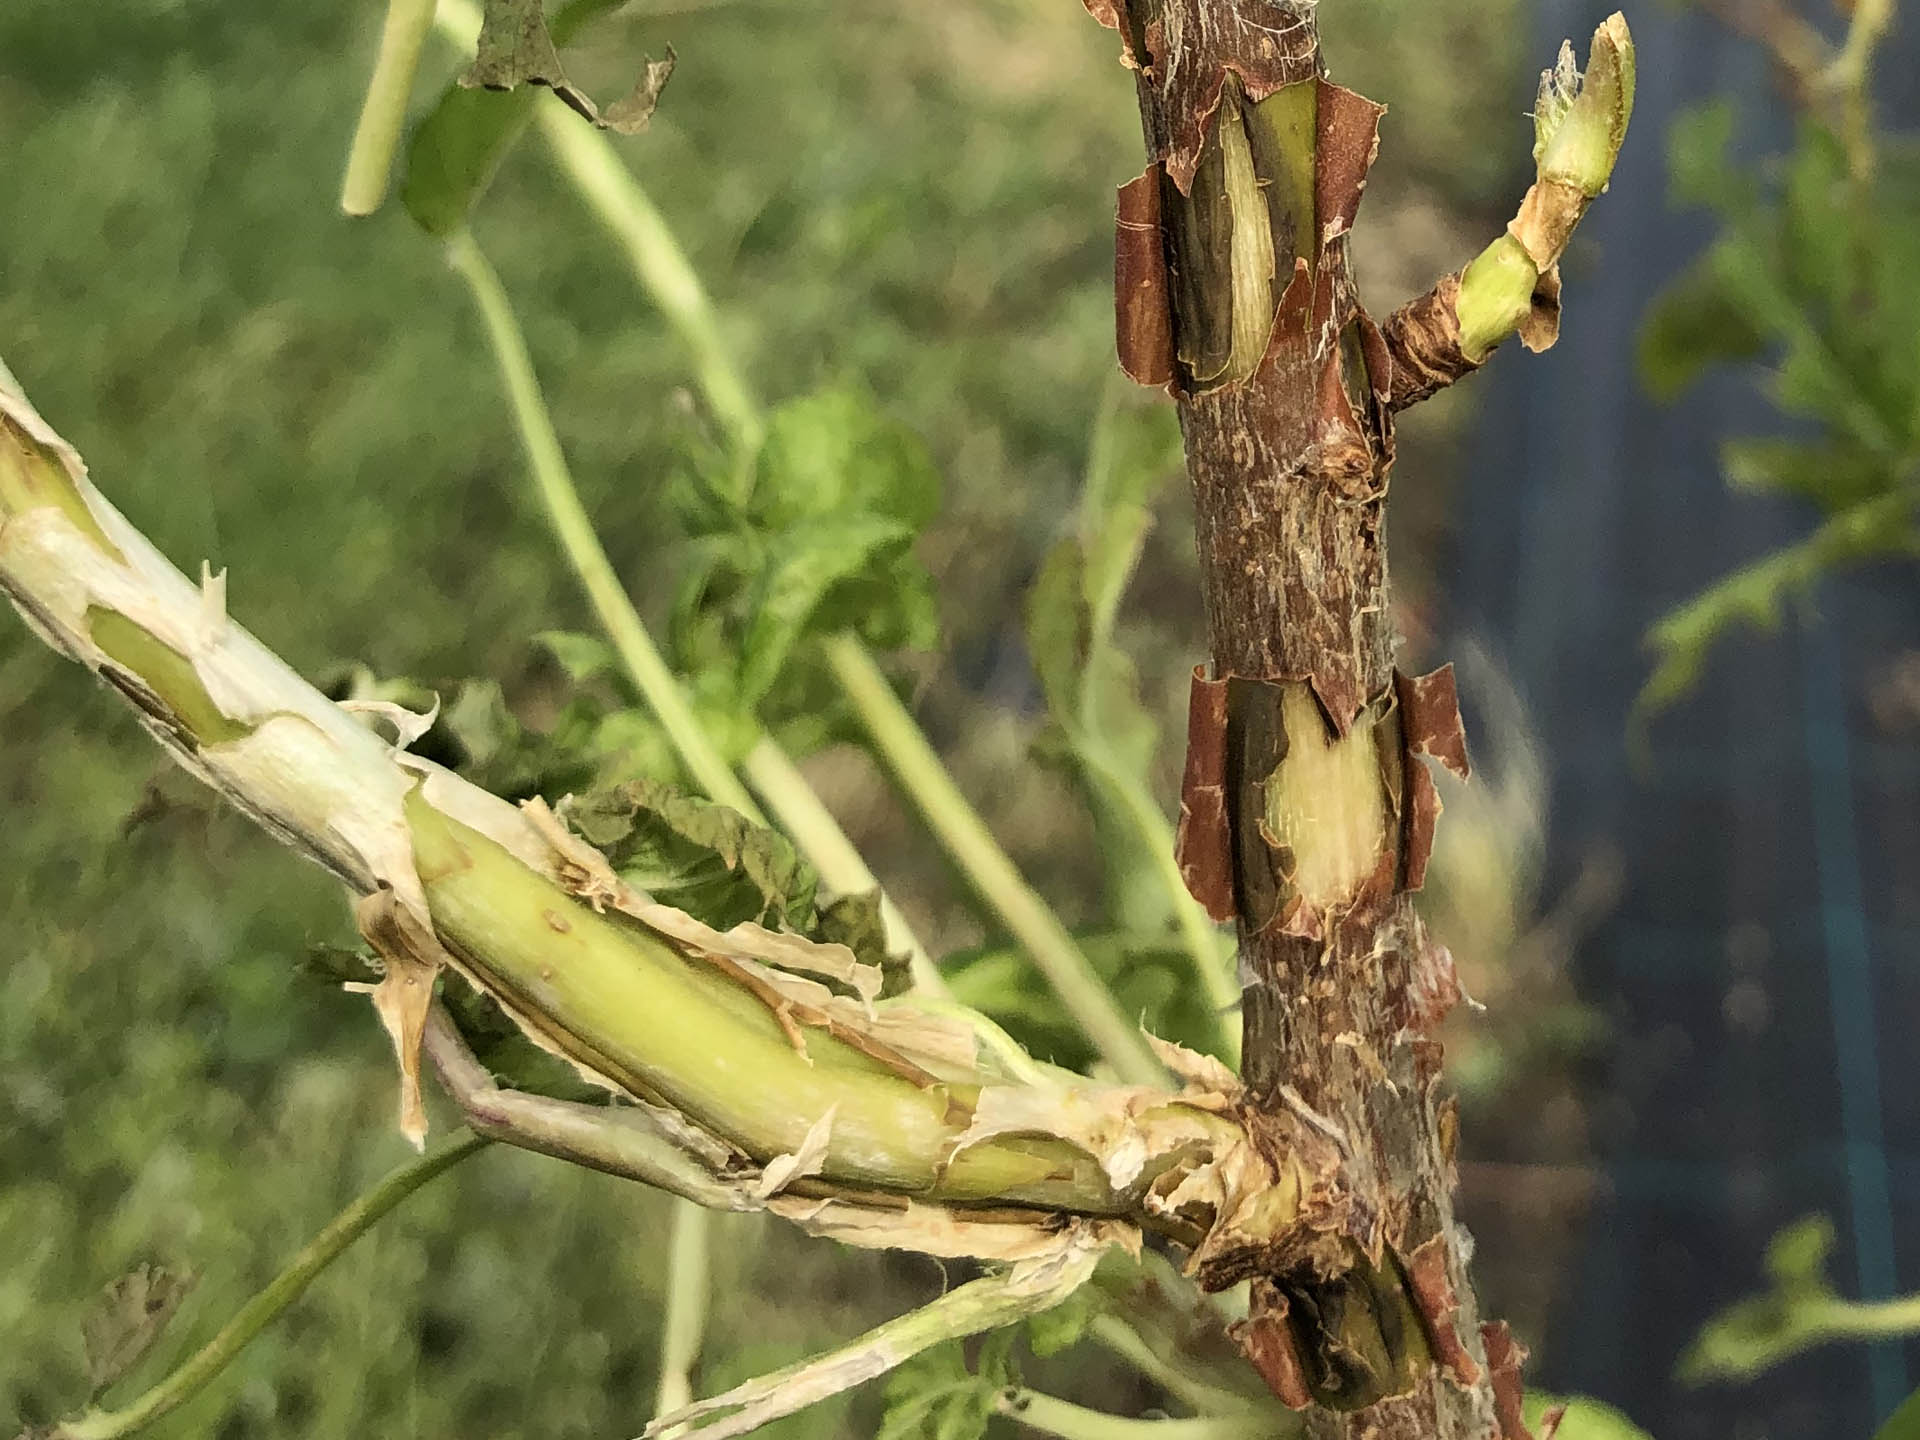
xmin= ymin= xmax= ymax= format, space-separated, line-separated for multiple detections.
xmin=1097 ymin=0 xmax=1515 ymax=1434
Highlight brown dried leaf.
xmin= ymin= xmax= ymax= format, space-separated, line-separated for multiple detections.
xmin=1482 ymin=1320 xmax=1538 ymax=1440
xmin=1518 ymin=263 xmax=1564 ymax=353
xmin=1401 ymin=760 xmax=1442 ymax=892
xmin=1233 ymin=1279 xmax=1313 ymax=1408
xmin=600 ymin=48 xmax=676 ymax=135
xmin=82 ymin=1263 xmax=196 ymax=1397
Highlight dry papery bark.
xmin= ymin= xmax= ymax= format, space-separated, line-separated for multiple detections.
xmin=0 ymin=1 xmax=1632 ymax=1433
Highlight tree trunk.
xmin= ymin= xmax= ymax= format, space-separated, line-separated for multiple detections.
xmin=1101 ymin=2 xmax=1523 ymax=1435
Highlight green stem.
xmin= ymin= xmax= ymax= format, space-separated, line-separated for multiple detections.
xmin=654 ymin=1201 xmax=712 ymax=1416
xmin=340 ymin=0 xmax=439 ymax=216
xmin=1087 ymin=1315 xmax=1267 ymax=1420
xmin=741 ymin=736 xmax=948 ymax=997
xmin=531 ymin=100 xmax=763 ymax=455
xmin=444 ymin=227 xmax=764 ymax=821
xmin=994 ymin=1389 xmax=1275 ymax=1440
xmin=823 ymin=634 xmax=1163 ymax=1087
xmin=56 ymin=1132 xmax=488 ymax=1440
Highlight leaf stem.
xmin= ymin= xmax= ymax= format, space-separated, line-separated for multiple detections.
xmin=654 ymin=1200 xmax=713 ymax=1416
xmin=444 ymin=227 xmax=764 ymax=821
xmin=55 ymin=1132 xmax=488 ymax=1440
xmin=823 ymin=634 xmax=1164 ymax=1086
xmin=994 ymin=1388 xmax=1277 ymax=1440
xmin=340 ymin=0 xmax=440 ymax=216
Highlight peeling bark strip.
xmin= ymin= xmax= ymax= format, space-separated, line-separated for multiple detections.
xmin=1175 ymin=667 xmax=1234 ymax=920
xmin=1115 ymin=169 xmax=1176 ymax=387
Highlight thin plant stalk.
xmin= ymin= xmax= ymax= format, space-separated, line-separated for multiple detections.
xmin=55 ymin=1132 xmax=489 ymax=1440
xmin=445 ymin=228 xmax=762 ymax=822
xmin=994 ymin=1389 xmax=1276 ymax=1440
xmin=823 ymin=633 xmax=1164 ymax=1087
xmin=340 ymin=0 xmax=439 ymax=216
xmin=654 ymin=1197 xmax=712 ymax=1416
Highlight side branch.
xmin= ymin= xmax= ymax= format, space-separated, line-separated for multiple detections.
xmin=1382 ymin=14 xmax=1635 ymax=411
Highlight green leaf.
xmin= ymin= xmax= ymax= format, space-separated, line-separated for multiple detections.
xmin=534 ymin=628 xmax=618 ymax=683
xmin=877 ymin=1343 xmax=995 ymax=1440
xmin=401 ymin=84 xmax=535 ymax=238
xmin=1763 ymin=1214 xmax=1836 ymax=1294
xmin=439 ymin=972 xmax=609 ymax=1102
xmin=751 ymin=389 xmax=942 ymax=533
xmin=562 ymin=777 xmax=818 ymax=930
xmin=815 ymin=889 xmax=908 ymax=993
xmin=82 ymin=1263 xmax=196 ymax=1398
xmin=1637 ymin=251 xmax=1768 ymax=402
xmin=1024 ymin=1290 xmax=1094 ymax=1358
xmin=1636 ymin=488 xmax=1918 ymax=720
xmin=401 ymin=0 xmax=656 ymax=236
xmin=1875 ymin=1385 xmax=1920 ymax=1440
xmin=1666 ymin=99 xmax=1748 ymax=213
xmin=738 ymin=514 xmax=915 ymax=703
xmin=1524 ymin=1393 xmax=1655 ymax=1440
xmin=1720 ymin=437 xmax=1889 ymax=512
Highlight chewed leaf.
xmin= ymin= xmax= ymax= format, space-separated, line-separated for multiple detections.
xmin=561 ymin=777 xmax=818 ymax=931
xmin=82 ymin=1263 xmax=197 ymax=1397
xmin=457 ymin=0 xmax=675 ymax=133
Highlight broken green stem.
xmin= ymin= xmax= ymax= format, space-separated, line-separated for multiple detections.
xmin=56 ymin=1132 xmax=489 ymax=1440
xmin=994 ymin=1390 xmax=1274 ymax=1440
xmin=340 ymin=0 xmax=439 ymax=216
xmin=823 ymin=633 xmax=1164 ymax=1087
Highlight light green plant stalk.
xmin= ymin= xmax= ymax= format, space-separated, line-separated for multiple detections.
xmin=447 ymin=228 xmax=761 ymax=819
xmin=341 ymin=0 xmax=440 ymax=216
xmin=825 ymin=633 xmax=1164 ymax=1087
xmin=52 ymin=1132 xmax=489 ymax=1440
xmin=655 ymin=1198 xmax=712 ymax=1416
xmin=993 ymin=1390 xmax=1275 ymax=1440
xmin=431 ymin=0 xmax=1145 ymax=1078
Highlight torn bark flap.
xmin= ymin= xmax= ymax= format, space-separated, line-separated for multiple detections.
xmin=1313 ymin=81 xmax=1386 ymax=250
xmin=1233 ymin=1279 xmax=1313 ymax=1408
xmin=1395 ymin=664 xmax=1470 ymax=779
xmin=1175 ymin=667 xmax=1234 ymax=922
xmin=352 ymin=885 xmax=449 ymax=1149
xmin=1405 ymin=1234 xmax=1482 ymax=1387
xmin=1482 ymin=1321 xmax=1538 ymax=1440
xmin=1115 ymin=168 xmax=1176 ymax=388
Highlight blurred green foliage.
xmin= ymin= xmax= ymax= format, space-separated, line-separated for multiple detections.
xmin=1678 ymin=1216 xmax=1920 ymax=1387
xmin=0 ymin=0 xmax=1528 ymax=1435
xmin=1636 ymin=96 xmax=1920 ymax=718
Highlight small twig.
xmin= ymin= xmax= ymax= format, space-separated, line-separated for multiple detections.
xmin=52 ymin=1131 xmax=488 ymax=1440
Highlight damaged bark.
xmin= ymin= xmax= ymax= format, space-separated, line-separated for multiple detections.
xmin=1090 ymin=1 xmax=1634 ymax=1434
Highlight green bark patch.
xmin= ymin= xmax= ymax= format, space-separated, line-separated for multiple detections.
xmin=0 ymin=420 xmax=125 ymax=564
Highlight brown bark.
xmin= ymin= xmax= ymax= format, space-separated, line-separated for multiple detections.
xmin=1091 ymin=1 xmax=1518 ymax=1434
